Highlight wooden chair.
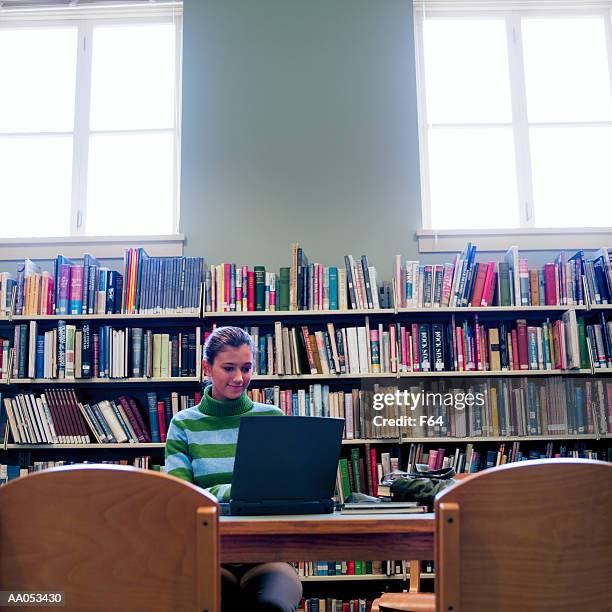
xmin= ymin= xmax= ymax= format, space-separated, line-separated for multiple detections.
xmin=373 ymin=459 xmax=612 ymax=612
xmin=0 ymin=465 xmax=220 ymax=612
xmin=371 ymin=473 xmax=473 ymax=612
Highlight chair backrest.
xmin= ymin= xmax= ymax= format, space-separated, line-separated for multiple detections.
xmin=0 ymin=465 xmax=219 ymax=612
xmin=434 ymin=459 xmax=612 ymax=612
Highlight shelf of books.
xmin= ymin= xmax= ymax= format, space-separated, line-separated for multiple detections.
xmin=295 ymin=562 xmax=436 ymax=582
xmin=300 ymin=576 xmax=408 ymax=583
xmin=5 ymin=442 xmax=167 ymax=450
xmin=9 ymin=313 xmax=201 ymax=321
xmin=298 ymin=597 xmax=376 ymax=611
xmin=4 ymin=439 xmax=396 ymax=450
xmin=294 ymin=560 xmax=436 ymax=612
xmin=2 ymin=243 xmax=612 ymax=603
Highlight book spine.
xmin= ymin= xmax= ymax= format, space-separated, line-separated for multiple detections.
xmin=519 ymin=259 xmax=530 ymax=305
xmin=157 ymin=400 xmax=167 ymax=443
xmin=344 ymin=256 xmax=357 ymax=310
xmin=57 ymin=264 xmax=71 ymax=315
xmin=480 ymin=262 xmax=495 ymax=306
xmin=88 ymin=265 xmax=98 ymax=314
xmin=127 ymin=396 xmax=151 ymax=442
xmin=544 ymin=263 xmax=557 ymax=305
xmin=146 ymin=392 xmax=160 ymax=443
xmin=419 ymin=324 xmax=431 ymax=372
xmin=131 ymin=327 xmax=143 ymax=378
xmin=247 ymin=271 xmax=255 ymax=312
xmin=411 ymin=323 xmax=421 ymax=372
xmin=118 ymin=395 xmax=145 ymax=442
xmin=517 ymin=320 xmax=529 ymax=370
xmin=57 ymin=320 xmax=66 ymax=379
xmin=106 ymin=271 xmax=116 ymax=314
xmin=361 ymin=256 xmax=373 ymax=309
xmin=109 ymin=400 xmax=133 ymax=442
xmin=498 ymin=262 xmax=511 ymax=307
xmin=69 ymin=265 xmax=84 ymax=315
xmin=432 ymin=323 xmax=444 ymax=372
xmin=252 ymin=266 xmax=265 ymax=311
xmin=423 ymin=265 xmax=433 ymax=307
xmin=439 ymin=262 xmax=452 ymax=307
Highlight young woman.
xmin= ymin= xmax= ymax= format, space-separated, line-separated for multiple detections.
xmin=165 ymin=326 xmax=303 ymax=612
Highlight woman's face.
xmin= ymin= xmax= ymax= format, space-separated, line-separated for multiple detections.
xmin=205 ymin=344 xmax=254 ymax=401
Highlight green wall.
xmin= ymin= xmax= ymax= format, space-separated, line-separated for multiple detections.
xmin=180 ymin=0 xmax=422 ymax=276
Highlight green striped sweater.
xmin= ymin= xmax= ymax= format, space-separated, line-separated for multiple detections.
xmin=164 ymin=384 xmax=283 ymax=501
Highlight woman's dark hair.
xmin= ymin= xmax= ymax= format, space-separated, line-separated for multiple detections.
xmin=204 ymin=326 xmax=255 ymax=364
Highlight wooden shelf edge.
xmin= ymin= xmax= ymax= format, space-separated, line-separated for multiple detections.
xmin=251 ymin=369 xmax=592 ymax=381
xmin=9 ymin=313 xmax=200 ymax=321
xmin=7 ymin=377 xmax=201 ymax=385
xmin=397 ymin=369 xmax=592 ymax=378
xmin=2 ymin=303 xmax=602 ymax=324
xmin=6 ymin=435 xmax=602 ymax=450
xmin=204 ymin=309 xmax=393 ymax=317
xmin=396 ymin=305 xmax=586 ymax=313
xmin=398 ymin=435 xmax=599 ymax=443
xmin=5 ymin=443 xmax=167 ymax=450
xmin=250 ymin=373 xmax=397 ymax=381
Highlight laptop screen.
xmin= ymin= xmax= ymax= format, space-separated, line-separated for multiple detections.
xmin=231 ymin=416 xmax=345 ymax=502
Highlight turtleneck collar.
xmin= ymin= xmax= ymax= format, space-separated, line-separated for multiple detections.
xmin=199 ymin=384 xmax=253 ymax=417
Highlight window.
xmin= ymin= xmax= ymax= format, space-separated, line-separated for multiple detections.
xmin=0 ymin=2 xmax=181 ymax=239
xmin=415 ymin=1 xmax=612 ymax=238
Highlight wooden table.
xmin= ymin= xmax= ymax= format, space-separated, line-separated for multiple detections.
xmin=219 ymin=513 xmax=435 ymax=563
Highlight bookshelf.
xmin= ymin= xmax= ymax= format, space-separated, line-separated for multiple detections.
xmin=2 ymin=302 xmax=610 ymax=450
xmin=2 ymin=245 xmax=612 ymax=605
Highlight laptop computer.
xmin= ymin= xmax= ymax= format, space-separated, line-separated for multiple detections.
xmin=223 ymin=416 xmax=345 ymax=516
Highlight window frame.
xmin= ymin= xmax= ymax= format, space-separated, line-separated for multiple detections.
xmin=414 ymin=3 xmax=612 ymax=251
xmin=0 ymin=5 xmax=183 ymax=257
